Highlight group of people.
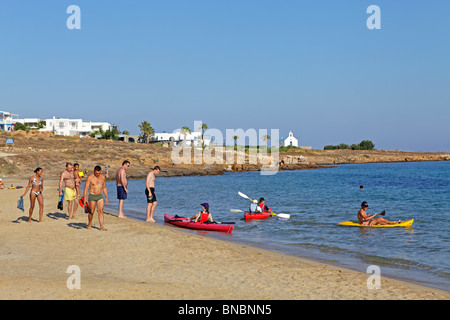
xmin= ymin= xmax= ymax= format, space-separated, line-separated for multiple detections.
xmin=19 ymin=163 xmax=401 ymax=228
xmin=19 ymin=160 xmax=162 ymax=229
xmin=114 ymin=160 xmax=161 ymax=223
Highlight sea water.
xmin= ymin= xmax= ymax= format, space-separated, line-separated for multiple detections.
xmin=104 ymin=161 xmax=450 ymax=291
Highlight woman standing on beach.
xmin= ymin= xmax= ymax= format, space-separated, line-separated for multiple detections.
xmin=21 ymin=167 xmax=44 ymax=223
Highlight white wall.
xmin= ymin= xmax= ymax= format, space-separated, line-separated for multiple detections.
xmin=283 ymin=131 xmax=298 ymax=147
xmin=13 ymin=117 xmax=114 ymax=137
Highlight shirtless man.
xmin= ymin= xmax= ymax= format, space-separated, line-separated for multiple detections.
xmin=357 ymin=201 xmax=401 ymax=226
xmin=83 ymin=165 xmax=109 ymax=231
xmin=115 ymin=160 xmax=130 ymax=218
xmin=145 ymin=166 xmax=160 ymax=223
xmin=59 ymin=162 xmax=77 ymax=219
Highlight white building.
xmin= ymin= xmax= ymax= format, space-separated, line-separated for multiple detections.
xmin=154 ymin=131 xmax=211 ymax=147
xmin=13 ymin=116 xmax=115 ymax=138
xmin=0 ymin=111 xmax=19 ymax=132
xmin=280 ymin=131 xmax=299 ymax=147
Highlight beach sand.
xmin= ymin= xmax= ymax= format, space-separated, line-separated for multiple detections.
xmin=0 ymin=179 xmax=448 ymax=300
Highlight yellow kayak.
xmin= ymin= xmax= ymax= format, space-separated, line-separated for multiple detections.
xmin=338 ymin=219 xmax=414 ymax=228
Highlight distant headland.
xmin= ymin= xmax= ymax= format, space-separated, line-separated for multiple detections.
xmin=1 ymin=131 xmax=449 ymax=180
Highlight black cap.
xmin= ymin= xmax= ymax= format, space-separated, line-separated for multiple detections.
xmin=361 ymin=201 xmax=369 ymax=208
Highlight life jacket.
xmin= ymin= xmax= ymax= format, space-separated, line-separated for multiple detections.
xmin=258 ymin=203 xmax=270 ymax=213
xmin=199 ymin=212 xmax=209 ymax=223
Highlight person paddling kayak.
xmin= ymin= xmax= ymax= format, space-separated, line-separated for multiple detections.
xmin=358 ymin=201 xmax=401 ymax=226
xmin=250 ymin=197 xmax=272 ymax=213
xmin=189 ymin=203 xmax=214 ymax=223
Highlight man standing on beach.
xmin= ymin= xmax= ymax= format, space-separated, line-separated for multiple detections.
xmin=115 ymin=160 xmax=130 ymax=218
xmin=59 ymin=162 xmax=77 ymax=219
xmin=145 ymin=166 xmax=160 ymax=223
xmin=83 ymin=165 xmax=109 ymax=231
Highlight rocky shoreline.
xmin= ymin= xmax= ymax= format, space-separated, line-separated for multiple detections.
xmin=0 ymin=131 xmax=449 ymax=181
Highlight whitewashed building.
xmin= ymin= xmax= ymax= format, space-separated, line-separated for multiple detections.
xmin=0 ymin=111 xmax=19 ymax=132
xmin=154 ymin=131 xmax=211 ymax=147
xmin=280 ymin=131 xmax=299 ymax=147
xmin=13 ymin=116 xmax=115 ymax=137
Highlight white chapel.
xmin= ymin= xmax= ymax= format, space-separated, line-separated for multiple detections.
xmin=281 ymin=131 xmax=298 ymax=147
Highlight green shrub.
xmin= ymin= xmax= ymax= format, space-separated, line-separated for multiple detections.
xmin=324 ymin=140 xmax=375 ymax=150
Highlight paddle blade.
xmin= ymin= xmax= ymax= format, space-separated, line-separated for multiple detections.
xmin=230 ymin=209 xmax=244 ymax=213
xmin=238 ymin=191 xmax=251 ymax=200
xmin=380 ymin=210 xmax=386 ymax=216
xmin=276 ymin=213 xmax=290 ymax=219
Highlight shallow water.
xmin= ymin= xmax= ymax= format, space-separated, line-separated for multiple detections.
xmin=104 ymin=161 xmax=450 ymax=291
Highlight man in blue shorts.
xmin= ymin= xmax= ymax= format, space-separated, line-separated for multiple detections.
xmin=115 ymin=160 xmax=130 ymax=218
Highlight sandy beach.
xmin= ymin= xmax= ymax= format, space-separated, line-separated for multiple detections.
xmin=0 ymin=178 xmax=448 ymax=300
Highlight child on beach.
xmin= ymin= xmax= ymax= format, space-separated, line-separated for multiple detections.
xmin=189 ymin=203 xmax=213 ymax=223
xmin=0 ymin=178 xmax=4 ymax=189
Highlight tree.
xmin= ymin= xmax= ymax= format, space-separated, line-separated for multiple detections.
xmin=14 ymin=123 xmax=29 ymax=132
xmin=139 ymin=121 xmax=155 ymax=143
xmin=359 ymin=140 xmax=375 ymax=150
xmin=103 ymin=128 xmax=119 ymax=140
xmin=90 ymin=127 xmax=119 ymax=140
xmin=262 ymin=134 xmax=271 ymax=150
xmin=233 ymin=135 xmax=239 ymax=150
xmin=90 ymin=127 xmax=104 ymax=138
xmin=37 ymin=120 xmax=46 ymax=129
xmin=199 ymin=123 xmax=208 ymax=148
xmin=180 ymin=126 xmax=191 ymax=146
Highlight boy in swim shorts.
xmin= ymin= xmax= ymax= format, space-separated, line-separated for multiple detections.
xmin=145 ymin=166 xmax=160 ymax=223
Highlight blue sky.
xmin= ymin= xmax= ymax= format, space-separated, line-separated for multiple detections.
xmin=1 ymin=0 xmax=449 ymax=151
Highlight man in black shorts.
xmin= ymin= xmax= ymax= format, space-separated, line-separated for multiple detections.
xmin=145 ymin=166 xmax=160 ymax=223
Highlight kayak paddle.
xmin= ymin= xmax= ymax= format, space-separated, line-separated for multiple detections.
xmin=238 ymin=191 xmax=254 ymax=202
xmin=269 ymin=211 xmax=290 ymax=219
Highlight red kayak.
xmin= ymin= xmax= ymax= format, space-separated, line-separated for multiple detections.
xmin=164 ymin=214 xmax=234 ymax=233
xmin=244 ymin=212 xmax=271 ymax=220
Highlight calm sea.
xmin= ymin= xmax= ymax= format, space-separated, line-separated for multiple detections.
xmin=103 ymin=161 xmax=450 ymax=291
